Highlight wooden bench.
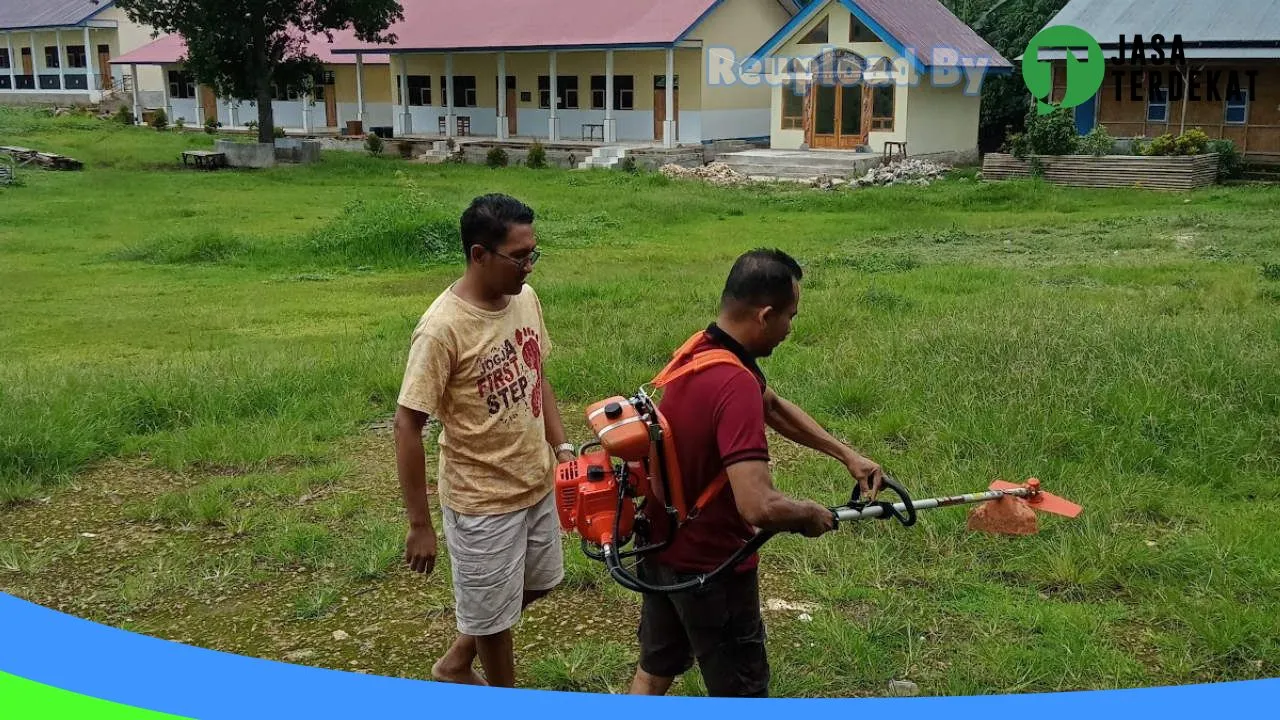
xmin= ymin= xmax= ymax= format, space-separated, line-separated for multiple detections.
xmin=181 ymin=150 xmax=227 ymax=170
xmin=582 ymin=123 xmax=604 ymax=141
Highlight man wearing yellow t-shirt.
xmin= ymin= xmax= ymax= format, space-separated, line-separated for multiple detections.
xmin=394 ymin=194 xmax=575 ymax=689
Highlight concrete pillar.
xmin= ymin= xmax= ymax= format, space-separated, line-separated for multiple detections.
xmin=129 ymin=63 xmax=141 ymax=124
xmin=497 ymin=52 xmax=507 ymax=140
xmin=55 ymin=29 xmax=65 ymax=91
xmin=301 ymin=92 xmax=313 ymax=133
xmin=6 ymin=33 xmax=16 ymax=91
xmin=548 ymin=51 xmax=559 ymax=142
xmin=445 ymin=52 xmax=455 ymax=138
xmin=397 ymin=55 xmax=411 ymax=135
xmin=605 ymin=49 xmax=616 ymax=143
xmin=161 ymin=65 xmax=173 ymax=123
xmin=194 ymin=84 xmax=207 ymax=127
xmin=355 ymin=53 xmax=365 ymax=123
xmin=83 ymin=26 xmax=97 ymax=94
xmin=664 ymin=48 xmax=675 ymax=148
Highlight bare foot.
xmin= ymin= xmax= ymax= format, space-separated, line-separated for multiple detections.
xmin=431 ymin=658 xmax=487 ymax=686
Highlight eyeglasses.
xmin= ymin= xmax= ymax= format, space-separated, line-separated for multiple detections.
xmin=489 ymin=247 xmax=541 ymax=269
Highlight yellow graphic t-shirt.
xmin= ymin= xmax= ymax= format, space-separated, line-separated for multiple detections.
xmin=397 ymin=282 xmax=555 ymax=516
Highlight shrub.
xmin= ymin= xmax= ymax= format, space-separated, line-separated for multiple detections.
xmin=486 ymin=147 xmax=509 ymax=168
xmin=204 ymin=118 xmax=221 ymax=135
xmin=115 ymin=106 xmax=134 ymax=125
xmin=526 ymin=140 xmax=547 ymax=169
xmin=173 ymin=117 xmax=185 ymax=131
xmin=1175 ymin=128 xmax=1211 ymax=155
xmin=1208 ymin=139 xmax=1243 ymax=181
xmin=273 ymin=125 xmax=287 ymax=139
xmin=149 ymin=108 xmax=168 ymax=130
xmin=396 ymin=140 xmax=414 ymax=159
xmin=618 ymin=155 xmax=638 ymax=173
xmin=1078 ymin=125 xmax=1115 ymax=156
xmin=1023 ymin=107 xmax=1079 ymax=156
xmin=364 ymin=132 xmax=384 ymax=157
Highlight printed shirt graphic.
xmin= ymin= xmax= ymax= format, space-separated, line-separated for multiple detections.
xmin=397 ymin=283 xmax=554 ymax=516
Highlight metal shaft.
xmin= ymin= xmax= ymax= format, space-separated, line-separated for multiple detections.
xmin=834 ymin=487 xmax=1030 ymax=522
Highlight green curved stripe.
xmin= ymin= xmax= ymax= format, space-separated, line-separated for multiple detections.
xmin=0 ymin=671 xmax=190 ymax=719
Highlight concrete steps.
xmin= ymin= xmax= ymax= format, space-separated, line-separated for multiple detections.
xmin=718 ymin=149 xmax=883 ymax=180
xmin=577 ymin=145 xmax=629 ymax=169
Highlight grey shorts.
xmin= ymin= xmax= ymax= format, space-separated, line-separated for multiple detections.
xmin=441 ymin=491 xmax=564 ymax=636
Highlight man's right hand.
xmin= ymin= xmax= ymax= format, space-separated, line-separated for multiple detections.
xmin=405 ymin=524 xmax=438 ymax=576
xmin=799 ymin=501 xmax=838 ymax=538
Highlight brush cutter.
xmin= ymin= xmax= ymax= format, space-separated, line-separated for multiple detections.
xmin=554 ymin=386 xmax=1083 ymax=595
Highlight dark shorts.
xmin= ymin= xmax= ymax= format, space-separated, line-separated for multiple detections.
xmin=636 ymin=561 xmax=770 ymax=698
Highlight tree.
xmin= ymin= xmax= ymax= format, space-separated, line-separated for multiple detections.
xmin=940 ymin=0 xmax=1070 ymax=151
xmin=117 ymin=0 xmax=403 ymax=145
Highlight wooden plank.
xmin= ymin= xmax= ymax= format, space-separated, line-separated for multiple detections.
xmin=981 ymin=153 xmax=1218 ymax=190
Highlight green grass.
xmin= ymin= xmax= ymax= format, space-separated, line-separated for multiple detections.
xmin=1 ymin=106 xmax=1279 ymax=695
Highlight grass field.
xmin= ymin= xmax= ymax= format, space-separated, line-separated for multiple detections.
xmin=1 ymin=107 xmax=1278 ymax=697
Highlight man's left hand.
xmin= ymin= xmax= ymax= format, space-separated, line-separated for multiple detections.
xmin=556 ymin=448 xmax=576 ymax=464
xmin=844 ymin=452 xmax=884 ymax=501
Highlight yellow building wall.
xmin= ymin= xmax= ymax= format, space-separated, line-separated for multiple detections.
xmin=904 ymin=80 xmax=981 ymax=156
xmin=390 ymin=49 xmax=703 ymax=111
xmin=333 ymin=64 xmax=391 ymax=104
xmin=96 ymin=6 xmax=166 ymax=92
xmin=686 ymin=0 xmax=793 ymax=112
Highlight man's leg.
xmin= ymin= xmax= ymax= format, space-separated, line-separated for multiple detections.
xmin=433 ymin=588 xmax=552 ymax=685
xmin=629 ymin=561 xmax=693 ymax=696
xmin=678 ymin=567 xmax=770 ymax=698
xmin=439 ymin=503 xmax=529 ymax=688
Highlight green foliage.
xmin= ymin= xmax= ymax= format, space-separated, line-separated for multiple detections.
xmin=1078 ymin=125 xmax=1115 ymax=156
xmin=1023 ymin=107 xmax=1079 ymax=155
xmin=149 ymin=108 xmax=167 ymax=130
xmin=115 ymin=106 xmax=135 ymax=125
xmin=1208 ymin=139 xmax=1243 ymax=181
xmin=116 ymin=0 xmax=404 ymax=144
xmin=526 ymin=140 xmax=548 ymax=169
xmin=486 ymin=147 xmax=509 ymax=168
xmin=363 ymin=132 xmax=383 ymax=157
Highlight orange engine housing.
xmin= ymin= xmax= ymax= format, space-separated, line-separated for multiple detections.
xmin=555 ymin=449 xmax=635 ymax=546
xmin=556 ymin=396 xmax=692 ymax=548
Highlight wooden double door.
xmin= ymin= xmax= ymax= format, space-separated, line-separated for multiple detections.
xmin=806 ymin=81 xmax=871 ymax=150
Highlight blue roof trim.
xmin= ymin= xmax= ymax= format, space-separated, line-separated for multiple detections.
xmin=747 ymin=0 xmax=961 ymax=74
xmin=746 ymin=0 xmax=830 ymax=64
xmin=674 ymin=0 xmax=730 ymax=44
xmin=837 ymin=0 xmax=926 ymax=74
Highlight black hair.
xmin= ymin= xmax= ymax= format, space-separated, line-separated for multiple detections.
xmin=460 ymin=194 xmax=535 ymax=262
xmin=720 ymin=248 xmax=803 ymax=313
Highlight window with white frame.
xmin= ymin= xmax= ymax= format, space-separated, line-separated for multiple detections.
xmin=44 ymin=46 xmax=60 ymax=69
xmin=441 ymin=75 xmax=477 ymax=107
xmin=1225 ymin=88 xmax=1248 ymax=125
xmin=168 ymin=70 xmax=195 ymax=99
xmin=1147 ymin=86 xmax=1168 ymax=123
xmin=590 ymin=75 xmax=634 ymax=110
xmin=67 ymin=45 xmax=86 ymax=68
xmin=538 ymin=75 xmax=578 ymax=109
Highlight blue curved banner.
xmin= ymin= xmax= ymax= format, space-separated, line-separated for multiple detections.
xmin=1 ymin=591 xmax=1275 ymax=718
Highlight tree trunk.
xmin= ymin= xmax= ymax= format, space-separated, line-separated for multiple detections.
xmin=256 ymin=82 xmax=275 ymax=145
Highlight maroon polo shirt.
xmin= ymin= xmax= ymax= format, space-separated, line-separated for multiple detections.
xmin=642 ymin=324 xmax=770 ymax=574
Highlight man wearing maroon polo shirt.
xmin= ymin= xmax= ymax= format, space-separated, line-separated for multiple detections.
xmin=628 ymin=248 xmax=886 ymax=698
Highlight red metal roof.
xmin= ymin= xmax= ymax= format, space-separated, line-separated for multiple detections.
xmin=110 ymin=30 xmax=390 ymax=66
xmin=855 ymin=0 xmax=1011 ymax=68
xmin=330 ymin=0 xmax=723 ymax=53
